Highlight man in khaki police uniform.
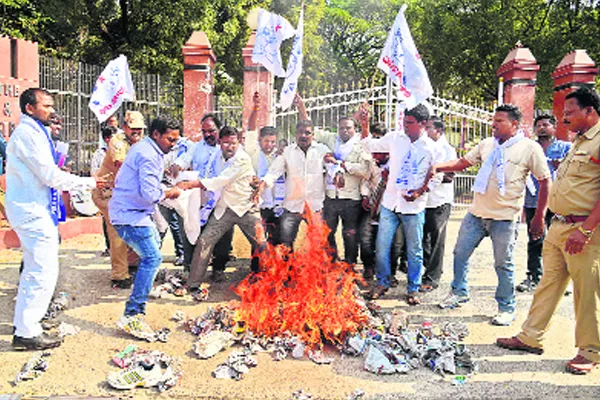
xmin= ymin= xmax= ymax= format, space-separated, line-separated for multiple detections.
xmin=497 ymin=87 xmax=600 ymax=375
xmin=92 ymin=110 xmax=145 ymax=288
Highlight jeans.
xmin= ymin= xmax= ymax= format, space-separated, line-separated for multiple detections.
xmin=375 ymin=206 xmax=425 ymax=293
xmin=524 ymin=207 xmax=554 ymax=283
xmin=158 ymin=204 xmax=184 ymax=259
xmin=451 ymin=212 xmax=519 ymax=313
xmin=114 ymin=225 xmax=162 ymax=316
xmin=422 ymin=203 xmax=452 ymax=287
xmin=323 ymin=198 xmax=361 ymax=264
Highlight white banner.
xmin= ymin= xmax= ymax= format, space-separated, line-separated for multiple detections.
xmin=377 ymin=4 xmax=433 ymax=109
xmin=252 ymin=9 xmax=295 ymax=77
xmin=88 ymin=55 xmax=135 ymax=123
xmin=279 ymin=8 xmax=304 ymax=111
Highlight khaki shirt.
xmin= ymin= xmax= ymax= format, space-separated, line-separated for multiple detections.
xmin=465 ymin=137 xmax=550 ymax=221
xmin=315 ymin=129 xmax=371 ymax=200
xmin=96 ymin=132 xmax=132 ymax=180
xmin=549 ymin=121 xmax=600 ymax=216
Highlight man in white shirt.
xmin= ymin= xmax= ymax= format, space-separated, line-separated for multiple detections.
xmin=421 ymin=116 xmax=457 ymax=292
xmin=177 ymin=126 xmax=266 ymax=289
xmin=255 ymin=120 xmax=330 ymax=249
xmin=7 ymin=89 xmax=100 ymax=350
xmin=361 ymin=104 xmax=443 ymax=304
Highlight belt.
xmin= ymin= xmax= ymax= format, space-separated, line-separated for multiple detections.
xmin=552 ymin=214 xmax=588 ymax=224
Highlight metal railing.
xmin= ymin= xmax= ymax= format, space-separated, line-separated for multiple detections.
xmin=453 ymin=174 xmax=476 ymax=208
xmin=39 ymin=56 xmax=182 ymax=174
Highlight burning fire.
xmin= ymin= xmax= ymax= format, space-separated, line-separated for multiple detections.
xmin=234 ymin=209 xmax=369 ymax=349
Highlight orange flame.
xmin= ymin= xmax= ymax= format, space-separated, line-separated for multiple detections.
xmin=234 ymin=207 xmax=369 ymax=349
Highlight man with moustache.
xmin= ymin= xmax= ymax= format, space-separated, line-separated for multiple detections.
xmin=497 ymin=87 xmax=600 ymax=375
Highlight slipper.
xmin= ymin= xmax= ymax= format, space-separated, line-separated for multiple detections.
xmin=368 ymin=285 xmax=388 ymax=300
xmin=173 ymin=287 xmax=188 ymax=297
xmin=420 ymin=284 xmax=436 ymax=293
xmin=566 ymin=354 xmax=598 ymax=375
xmin=406 ymin=292 xmax=421 ymax=306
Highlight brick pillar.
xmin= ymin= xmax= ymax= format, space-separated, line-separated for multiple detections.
xmin=242 ymin=31 xmax=274 ymax=130
xmin=182 ymin=31 xmax=215 ymax=137
xmin=496 ymin=44 xmax=540 ymax=135
xmin=552 ymin=50 xmax=598 ymax=141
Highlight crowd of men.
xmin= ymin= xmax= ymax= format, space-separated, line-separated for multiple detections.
xmin=4 ymin=86 xmax=600 ymax=375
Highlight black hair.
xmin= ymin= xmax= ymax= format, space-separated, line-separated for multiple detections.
xmin=533 ymin=113 xmax=557 ymax=127
xmin=219 ymin=125 xmax=239 ymax=140
xmin=565 ymin=87 xmax=600 ymax=114
xmin=370 ymin=122 xmax=387 ymax=137
xmin=101 ymin=126 xmax=117 ymax=140
xmin=429 ymin=115 xmax=445 ymax=133
xmin=149 ymin=115 xmax=181 ymax=136
xmin=260 ymin=126 xmax=278 ymax=138
xmin=296 ymin=119 xmax=314 ymax=131
xmin=20 ymin=88 xmax=52 ymax=114
xmin=339 ymin=116 xmax=358 ymax=128
xmin=201 ymin=113 xmax=222 ymax=129
xmin=495 ymin=104 xmax=522 ymax=122
xmin=405 ymin=104 xmax=430 ymax=123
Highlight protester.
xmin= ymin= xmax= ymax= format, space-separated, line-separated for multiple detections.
xmin=254 ymin=119 xmax=330 ymax=250
xmin=421 ymin=115 xmax=457 ymax=292
xmin=517 ymin=114 xmax=571 ymax=292
xmin=92 ymin=110 xmax=146 ymax=288
xmin=178 ymin=126 xmax=267 ymax=289
xmin=7 ymin=88 xmax=101 ymax=350
xmin=110 ymin=115 xmax=181 ymax=340
xmin=428 ymin=104 xmax=550 ymax=326
xmin=497 ymin=87 xmax=600 ymax=374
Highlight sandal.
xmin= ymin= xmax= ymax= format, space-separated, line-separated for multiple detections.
xmin=420 ymin=284 xmax=436 ymax=293
xmin=566 ymin=354 xmax=598 ymax=375
xmin=406 ymin=292 xmax=421 ymax=306
xmin=173 ymin=287 xmax=188 ymax=297
xmin=368 ymin=285 xmax=388 ymax=300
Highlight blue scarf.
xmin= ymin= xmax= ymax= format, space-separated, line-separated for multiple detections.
xmin=22 ymin=115 xmax=66 ymax=225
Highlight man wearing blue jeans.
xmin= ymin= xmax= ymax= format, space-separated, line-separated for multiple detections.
xmin=362 ymin=104 xmax=443 ymax=304
xmin=109 ymin=116 xmax=181 ymax=340
xmin=427 ymin=104 xmax=551 ymax=326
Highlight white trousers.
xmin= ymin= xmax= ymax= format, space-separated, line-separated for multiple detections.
xmin=13 ymin=216 xmax=59 ymax=338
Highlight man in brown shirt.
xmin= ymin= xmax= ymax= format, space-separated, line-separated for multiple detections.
xmin=497 ymin=87 xmax=600 ymax=375
xmin=92 ymin=110 xmax=145 ymax=288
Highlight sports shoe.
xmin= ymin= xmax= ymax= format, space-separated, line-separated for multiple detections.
xmin=112 ymin=277 xmax=132 ymax=289
xmin=491 ymin=311 xmax=517 ymax=326
xmin=438 ymin=291 xmax=470 ymax=309
xmin=173 ymin=256 xmax=184 ymax=267
xmin=12 ymin=332 xmax=63 ymax=351
xmin=496 ymin=336 xmax=544 ymax=355
xmin=117 ymin=314 xmax=156 ymax=342
xmin=101 ymin=249 xmax=110 ymax=257
xmin=107 ymin=362 xmax=164 ymax=389
xmin=516 ymin=277 xmax=537 ymax=292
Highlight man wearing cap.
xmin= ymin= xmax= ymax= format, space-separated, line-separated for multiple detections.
xmin=92 ymin=110 xmax=145 ymax=288
xmin=517 ymin=114 xmax=571 ymax=292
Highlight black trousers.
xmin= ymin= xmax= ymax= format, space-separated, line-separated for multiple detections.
xmin=323 ymin=198 xmax=361 ymax=264
xmin=359 ymin=210 xmax=405 ymax=273
xmin=422 ymin=203 xmax=452 ymax=287
xmin=180 ymin=217 xmax=233 ymax=274
xmin=524 ymin=207 xmax=554 ymax=283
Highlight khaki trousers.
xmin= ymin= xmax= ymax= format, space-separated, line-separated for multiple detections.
xmin=92 ymin=188 xmax=137 ymax=280
xmin=518 ymin=220 xmax=600 ymax=362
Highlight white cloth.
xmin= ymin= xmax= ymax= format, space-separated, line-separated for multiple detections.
xmin=426 ymin=135 xmax=457 ymax=208
xmin=280 ymin=8 xmax=304 ymax=110
xmin=472 ymin=130 xmax=525 ymax=196
xmin=5 ymin=115 xmax=96 ymax=228
xmin=90 ymin=147 xmax=107 ymax=175
xmin=262 ymin=142 xmax=330 ymax=213
xmin=377 ymin=4 xmax=433 ymax=109
xmin=88 ymin=55 xmax=135 ymax=123
xmin=326 ymin=134 xmax=359 ymax=191
xmin=252 ymin=10 xmax=296 ymax=77
xmin=160 ymin=187 xmax=202 ymax=245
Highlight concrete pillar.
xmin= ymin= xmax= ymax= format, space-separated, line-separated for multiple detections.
xmin=496 ymin=44 xmax=540 ymax=135
xmin=182 ymin=31 xmax=215 ymax=137
xmin=242 ymin=31 xmax=274 ymax=130
xmin=552 ymin=50 xmax=598 ymax=141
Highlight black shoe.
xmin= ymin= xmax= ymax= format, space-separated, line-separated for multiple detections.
xmin=13 ymin=332 xmax=63 ymax=351
xmin=516 ymin=277 xmax=537 ymax=292
xmin=173 ymin=256 xmax=185 ymax=267
xmin=211 ymin=270 xmax=226 ymax=283
xmin=100 ymin=249 xmax=110 ymax=257
xmin=112 ymin=277 xmax=132 ymax=289
xmin=390 ymin=276 xmax=400 ymax=288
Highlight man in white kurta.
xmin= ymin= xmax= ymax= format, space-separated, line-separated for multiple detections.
xmin=6 ymin=89 xmax=97 ymax=350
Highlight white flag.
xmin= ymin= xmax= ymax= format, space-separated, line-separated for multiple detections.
xmin=280 ymin=8 xmax=304 ymax=110
xmin=252 ymin=9 xmax=295 ymax=77
xmin=88 ymin=55 xmax=135 ymax=123
xmin=377 ymin=4 xmax=433 ymax=109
